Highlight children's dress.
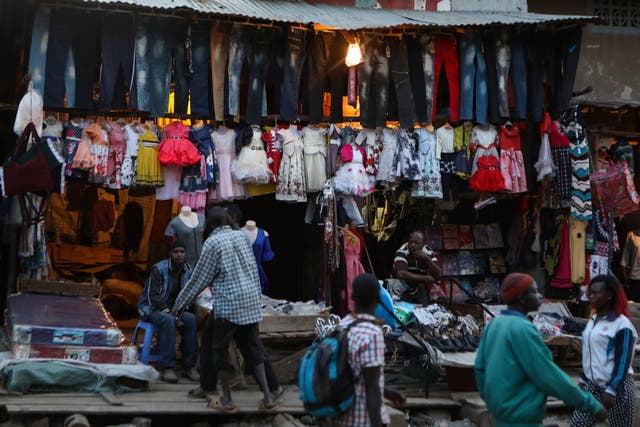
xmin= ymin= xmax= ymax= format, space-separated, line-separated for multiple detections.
xmin=376 ymin=127 xmax=398 ymax=185
xmin=302 ymin=126 xmax=327 ymax=193
xmin=231 ymin=125 xmax=271 ymax=184
xmin=393 ymin=129 xmax=422 ymax=181
xmin=158 ymin=121 xmax=201 ymax=167
xmin=334 ymin=143 xmax=375 ymax=197
xmin=276 ymin=127 xmax=307 ymax=202
xmin=106 ymin=122 xmax=126 ymax=189
xmin=411 ymin=128 xmax=442 ymax=198
xmin=498 ymin=124 xmax=526 ymax=194
xmin=122 ymin=123 xmax=141 ymax=187
xmin=469 ymin=125 xmax=505 ymax=192
xmin=209 ymin=126 xmax=246 ymax=201
xmin=136 ymin=129 xmax=164 ymax=187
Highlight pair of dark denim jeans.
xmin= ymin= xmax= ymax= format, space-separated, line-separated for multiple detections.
xmin=280 ymin=27 xmax=309 ymax=121
xmin=307 ymin=32 xmax=347 ymax=123
xmin=359 ymin=35 xmax=416 ymax=128
xmin=174 ymin=23 xmax=212 ymax=116
xmin=147 ymin=311 xmax=197 ymax=370
xmin=44 ymin=8 xmax=101 ymax=109
xmin=135 ymin=16 xmax=185 ymax=117
xmin=100 ymin=14 xmax=137 ymax=110
xmin=227 ymin=25 xmax=269 ymax=124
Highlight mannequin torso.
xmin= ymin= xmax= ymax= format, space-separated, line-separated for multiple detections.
xmin=242 ymin=220 xmax=260 ymax=244
xmin=179 ymin=206 xmax=199 ymax=228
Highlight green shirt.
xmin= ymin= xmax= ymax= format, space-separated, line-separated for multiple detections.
xmin=474 ymin=310 xmax=601 ymax=427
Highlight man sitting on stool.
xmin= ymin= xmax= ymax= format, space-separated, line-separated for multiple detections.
xmin=138 ymin=240 xmax=199 ymax=383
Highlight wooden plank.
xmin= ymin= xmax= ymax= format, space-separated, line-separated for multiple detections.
xmin=260 ymin=314 xmax=327 ymax=334
xmin=100 ymin=392 xmax=123 ymax=406
xmin=17 ymin=278 xmax=101 ymax=298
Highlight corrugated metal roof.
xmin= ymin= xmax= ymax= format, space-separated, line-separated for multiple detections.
xmin=79 ymin=0 xmax=595 ymax=30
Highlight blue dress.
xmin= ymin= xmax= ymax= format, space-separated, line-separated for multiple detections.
xmin=252 ymin=228 xmax=275 ymax=292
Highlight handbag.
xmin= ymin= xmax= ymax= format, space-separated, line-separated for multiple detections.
xmin=1 ymin=123 xmax=55 ymax=196
xmin=591 ymin=161 xmax=640 ymax=217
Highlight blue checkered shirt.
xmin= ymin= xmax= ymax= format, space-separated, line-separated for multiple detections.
xmin=172 ymin=226 xmax=263 ymax=325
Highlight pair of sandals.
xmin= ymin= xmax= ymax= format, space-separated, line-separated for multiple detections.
xmin=206 ymin=387 xmax=284 ymax=413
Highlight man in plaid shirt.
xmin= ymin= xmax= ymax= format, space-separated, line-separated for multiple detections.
xmin=338 ymin=273 xmax=405 ymax=426
xmin=173 ymin=206 xmax=277 ymax=412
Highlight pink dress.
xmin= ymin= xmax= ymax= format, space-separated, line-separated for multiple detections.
xmin=106 ymin=122 xmax=126 ymax=189
xmin=158 ymin=121 xmax=201 ymax=166
xmin=343 ymin=227 xmax=365 ymax=313
xmin=209 ymin=126 xmax=247 ymax=201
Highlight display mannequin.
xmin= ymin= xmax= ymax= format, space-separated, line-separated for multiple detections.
xmin=242 ymin=220 xmax=275 ymax=291
xmin=165 ymin=206 xmax=205 ymax=267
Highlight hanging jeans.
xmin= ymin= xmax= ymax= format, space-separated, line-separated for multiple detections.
xmin=432 ymin=36 xmax=459 ymax=123
xmin=280 ymin=27 xmax=309 ymax=121
xmin=495 ymin=30 xmax=511 ymax=118
xmin=482 ymin=30 xmax=500 ymax=124
xmin=389 ymin=39 xmax=416 ymax=128
xmin=510 ymin=29 xmax=529 ymax=119
xmin=45 ymin=8 xmax=101 ymax=109
xmin=135 ymin=16 xmax=185 ymax=117
xmin=174 ymin=22 xmax=211 ymax=115
xmin=28 ymin=5 xmax=50 ymax=98
xmin=557 ymin=27 xmax=582 ymax=115
xmin=246 ymin=29 xmax=270 ymax=125
xmin=100 ymin=14 xmax=137 ymax=110
xmin=458 ymin=30 xmax=488 ymax=124
xmin=419 ymin=34 xmax=436 ymax=123
xmin=267 ymin=29 xmax=285 ymax=115
xmin=358 ymin=34 xmax=389 ymax=128
xmin=210 ymin=21 xmax=230 ymax=122
xmin=530 ymin=30 xmax=559 ymax=122
xmin=307 ymin=32 xmax=347 ymax=123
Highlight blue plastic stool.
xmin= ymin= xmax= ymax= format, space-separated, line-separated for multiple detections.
xmin=132 ymin=320 xmax=163 ymax=365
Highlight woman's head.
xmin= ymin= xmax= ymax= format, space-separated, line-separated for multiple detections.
xmin=589 ymin=274 xmax=630 ymax=317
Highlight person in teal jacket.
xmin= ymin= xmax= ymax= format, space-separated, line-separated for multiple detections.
xmin=474 ymin=273 xmax=606 ymax=426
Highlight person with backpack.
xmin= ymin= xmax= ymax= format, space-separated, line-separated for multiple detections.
xmin=338 ymin=273 xmax=405 ymax=426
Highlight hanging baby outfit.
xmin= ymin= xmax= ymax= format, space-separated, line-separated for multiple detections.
xmin=231 ymin=125 xmax=271 ymax=184
xmin=498 ymin=123 xmax=527 ymax=194
xmin=42 ymin=118 xmax=64 ymax=156
xmin=544 ymin=113 xmax=571 ymax=201
xmin=190 ymin=124 xmax=218 ymax=186
xmin=327 ymin=124 xmax=341 ymax=176
xmin=136 ymin=128 xmax=164 ymax=187
xmin=63 ymin=120 xmax=87 ymax=180
xmin=276 ymin=126 xmax=307 ymax=202
xmin=158 ymin=121 xmax=201 ymax=167
xmin=106 ymin=122 xmax=126 ymax=189
xmin=411 ymin=128 xmax=442 ymax=198
xmin=377 ymin=127 xmax=398 ymax=186
xmin=469 ymin=124 xmax=505 ymax=192
xmin=334 ymin=143 xmax=375 ymax=197
xmin=357 ymin=128 xmax=380 ymax=177
xmin=302 ymin=125 xmax=327 ymax=193
xmin=122 ymin=123 xmax=141 ymax=187
xmin=72 ymin=123 xmax=98 ymax=171
xmin=263 ymin=129 xmax=283 ymax=183
xmin=209 ymin=126 xmax=246 ymax=201
xmin=393 ymin=128 xmax=422 ymax=181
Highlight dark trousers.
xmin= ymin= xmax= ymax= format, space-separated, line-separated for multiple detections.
xmin=44 ymin=8 xmax=101 ymax=109
xmin=389 ymin=39 xmax=416 ymax=128
xmin=246 ymin=29 xmax=270 ymax=125
xmin=307 ymin=32 xmax=347 ymax=123
xmin=482 ymin=31 xmax=500 ymax=124
xmin=432 ymin=36 xmax=459 ymax=123
xmin=358 ymin=34 xmax=389 ymax=128
xmin=100 ymin=14 xmax=137 ymax=110
xmin=530 ymin=30 xmax=559 ymax=122
xmin=174 ymin=23 xmax=211 ymax=115
xmin=267 ymin=29 xmax=285 ymax=115
xmin=458 ymin=30 xmax=488 ymax=124
xmin=135 ymin=16 xmax=185 ymax=117
xmin=200 ymin=312 xmax=279 ymax=392
xmin=556 ymin=27 xmax=582 ymax=116
xmin=510 ymin=29 xmax=529 ymax=120
xmin=280 ymin=27 xmax=309 ymax=121
xmin=147 ymin=311 xmax=197 ymax=370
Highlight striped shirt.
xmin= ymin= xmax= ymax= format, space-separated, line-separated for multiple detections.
xmin=172 ymin=226 xmax=262 ymax=325
xmin=393 ymin=242 xmax=437 ymax=276
xmin=337 ymin=314 xmax=389 ymax=427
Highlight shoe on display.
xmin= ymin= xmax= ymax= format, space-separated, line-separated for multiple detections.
xmin=183 ymin=367 xmax=200 ymax=381
xmin=162 ymin=368 xmax=178 ymax=383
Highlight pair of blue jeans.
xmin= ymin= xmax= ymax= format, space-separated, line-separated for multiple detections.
xmin=210 ymin=21 xmax=230 ymax=122
xmin=147 ymin=310 xmax=197 ymax=370
xmin=358 ymin=34 xmax=389 ymax=128
xmin=510 ymin=29 xmax=529 ymax=120
xmin=307 ymin=32 xmax=347 ymax=123
xmin=174 ymin=23 xmax=211 ymax=116
xmin=135 ymin=16 xmax=185 ymax=117
xmin=44 ymin=8 xmax=101 ymax=109
xmin=407 ymin=34 xmax=436 ymax=124
xmin=227 ymin=25 xmax=269 ymax=124
xmin=100 ymin=14 xmax=137 ymax=110
xmin=280 ymin=27 xmax=309 ymax=121
xmin=459 ymin=30 xmax=488 ymax=124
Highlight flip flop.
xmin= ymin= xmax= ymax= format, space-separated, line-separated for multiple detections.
xmin=272 ymin=386 xmax=285 ymax=402
xmin=208 ymin=396 xmax=237 ymax=413
xmin=259 ymin=398 xmax=279 ymax=412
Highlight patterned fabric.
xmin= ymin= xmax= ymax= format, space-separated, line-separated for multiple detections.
xmin=173 ymin=226 xmax=262 ymax=325
xmin=376 ymin=127 xmax=398 ymax=185
xmin=570 ymin=376 xmax=635 ymax=427
xmin=276 ymin=127 xmax=307 ymax=202
xmin=411 ymin=128 xmax=442 ymax=198
xmin=552 ymin=146 xmax=571 ymax=199
xmin=561 ymin=106 xmax=592 ymax=221
xmin=336 ymin=313 xmax=389 ymax=427
xmin=393 ymin=129 xmax=422 ymax=181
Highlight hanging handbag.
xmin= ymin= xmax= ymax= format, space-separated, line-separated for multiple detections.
xmin=591 ymin=160 xmax=640 ymax=217
xmin=0 ymin=123 xmax=55 ymax=197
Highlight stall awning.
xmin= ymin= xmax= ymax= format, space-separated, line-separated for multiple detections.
xmin=78 ymin=0 xmax=596 ymax=30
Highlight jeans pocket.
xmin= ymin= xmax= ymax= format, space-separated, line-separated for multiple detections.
xmin=392 ymin=71 xmax=410 ymax=89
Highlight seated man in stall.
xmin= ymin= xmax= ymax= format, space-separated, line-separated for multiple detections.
xmin=392 ymin=230 xmax=442 ymax=305
xmin=138 ymin=240 xmax=199 ymax=383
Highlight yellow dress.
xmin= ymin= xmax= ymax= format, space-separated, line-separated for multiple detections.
xmin=136 ymin=129 xmax=164 ymax=187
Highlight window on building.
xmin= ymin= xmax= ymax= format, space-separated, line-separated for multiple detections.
xmin=591 ymin=0 xmax=640 ymax=28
